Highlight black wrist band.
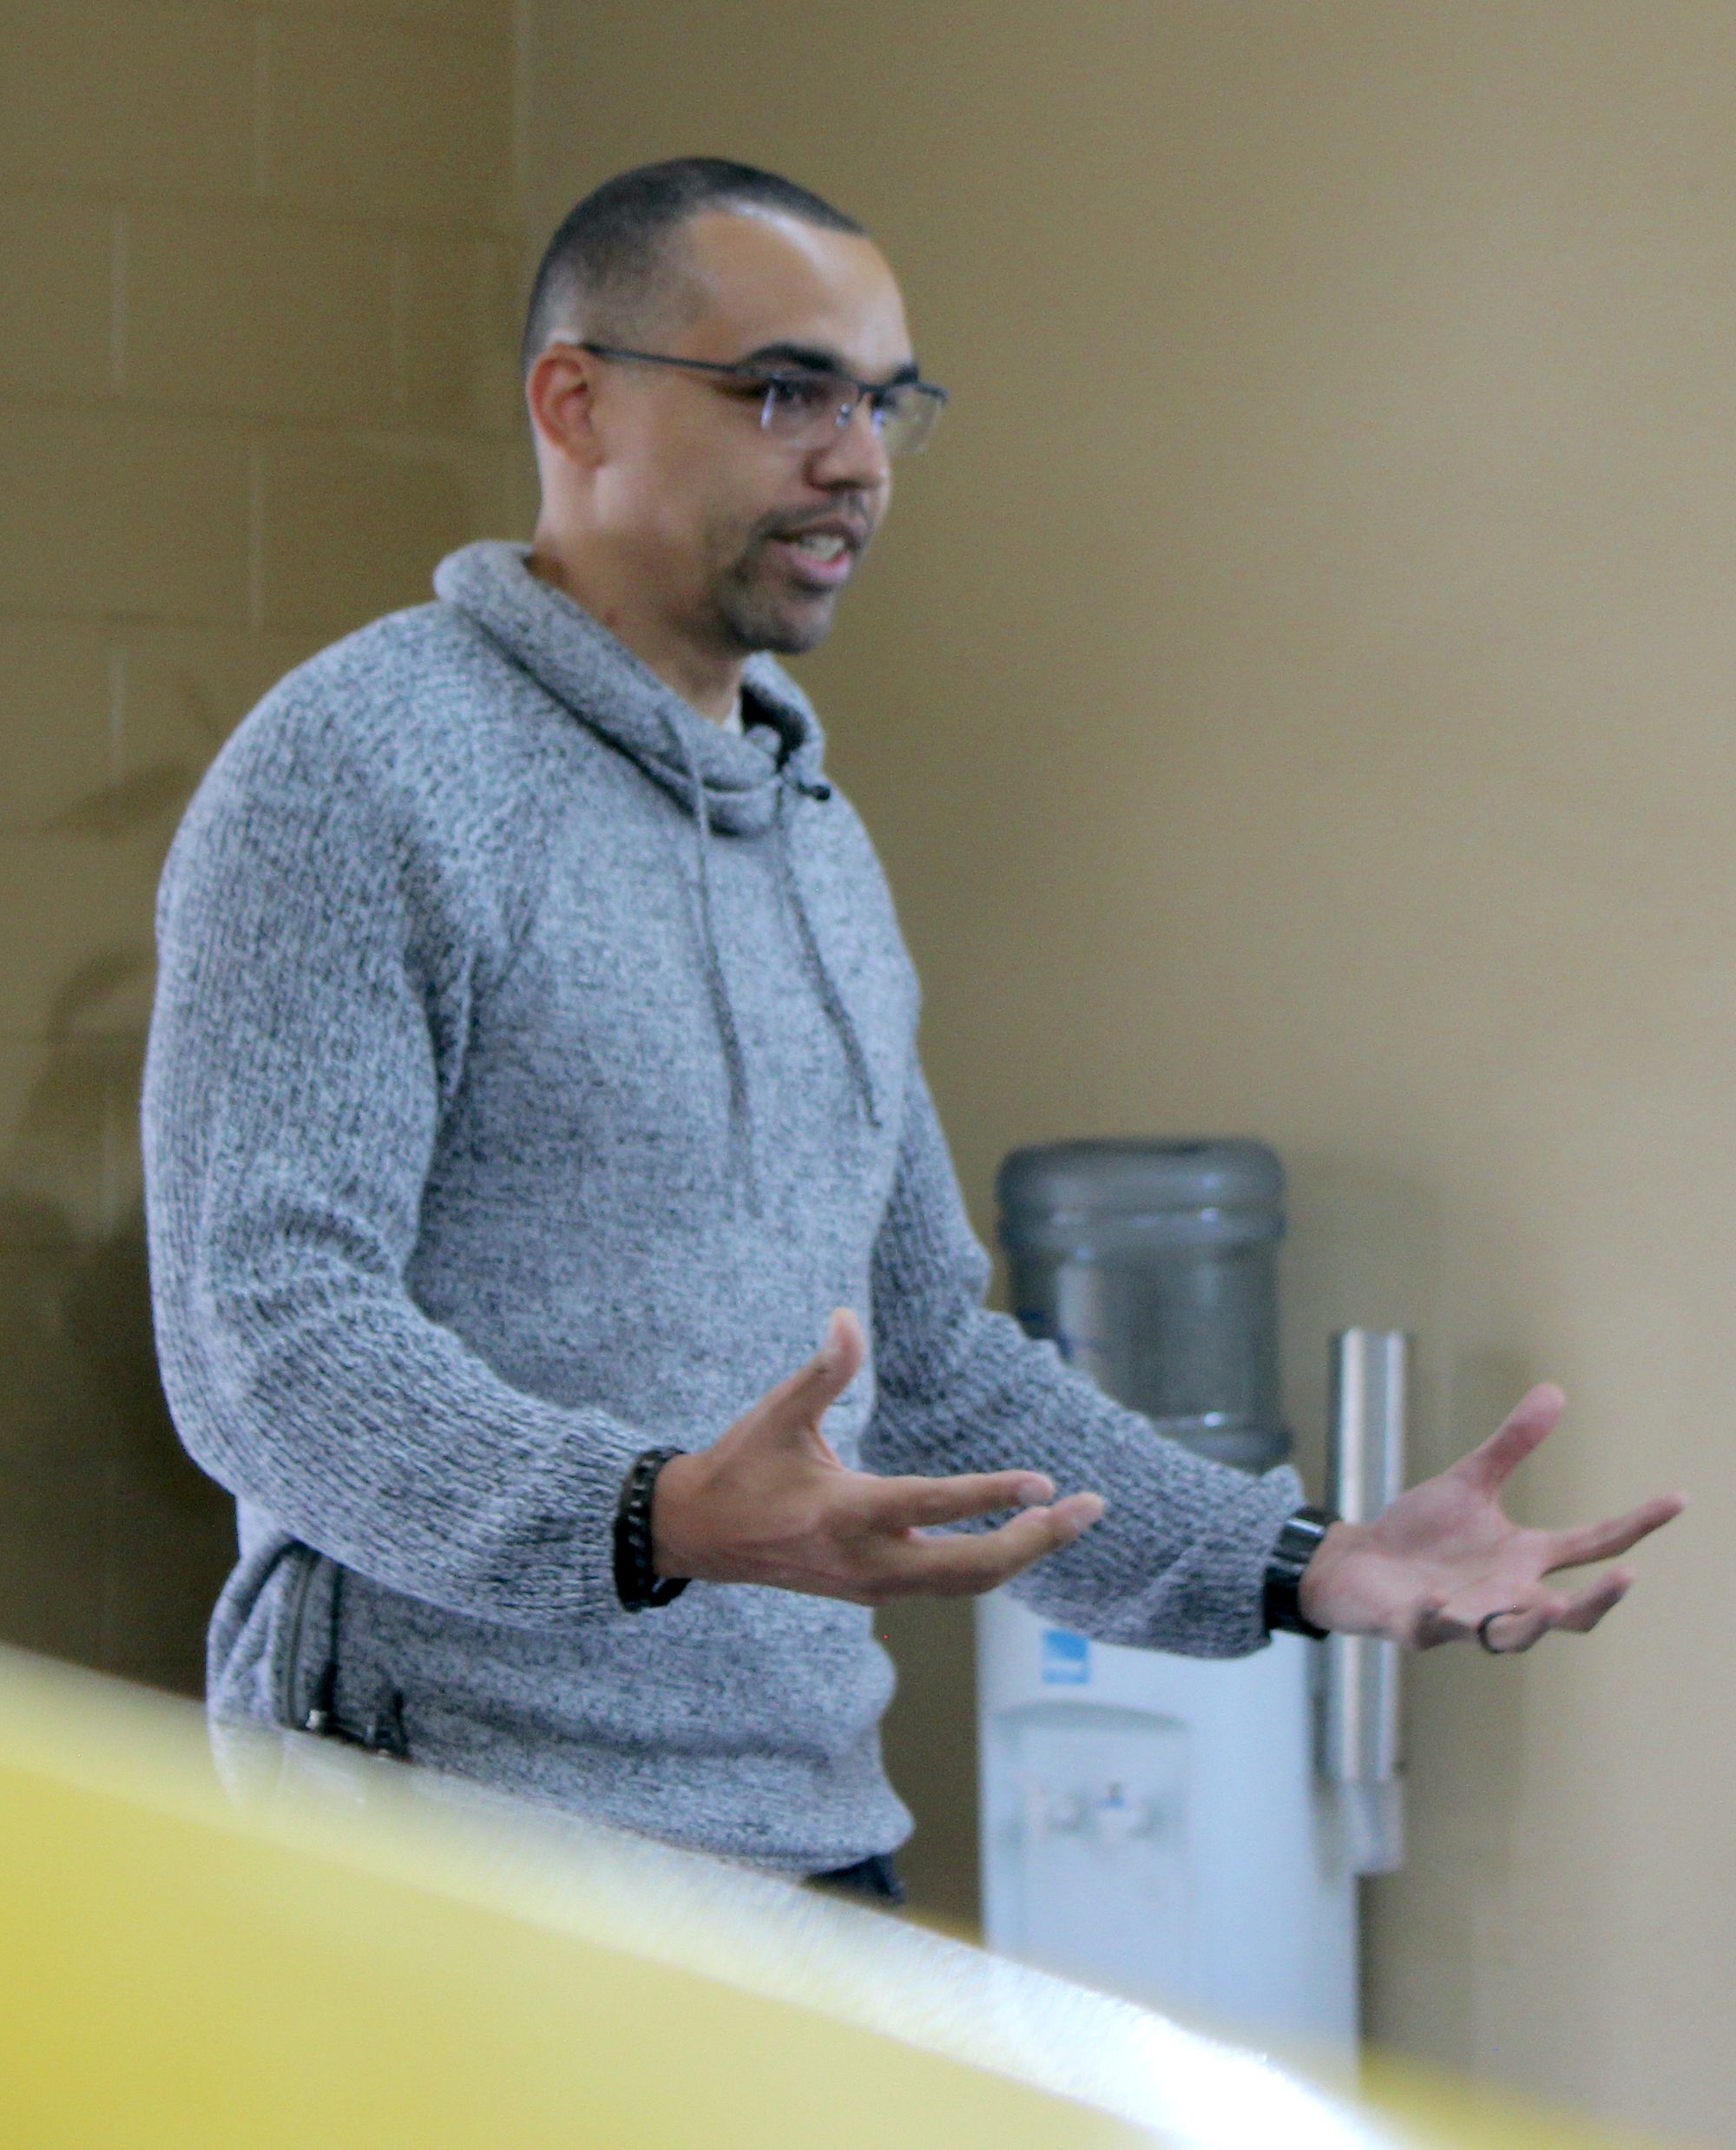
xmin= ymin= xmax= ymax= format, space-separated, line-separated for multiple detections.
xmin=1261 ymin=1503 xmax=1337 ymax=1640
xmin=613 ymin=1447 xmax=690 ymax=1612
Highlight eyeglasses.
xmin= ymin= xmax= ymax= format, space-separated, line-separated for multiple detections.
xmin=575 ymin=341 xmax=948 ymax=457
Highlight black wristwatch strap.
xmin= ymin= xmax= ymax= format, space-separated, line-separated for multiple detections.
xmin=1261 ymin=1503 xmax=1337 ymax=1640
xmin=613 ymin=1447 xmax=690 ymax=1612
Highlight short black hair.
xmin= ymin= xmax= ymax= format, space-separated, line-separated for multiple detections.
xmin=521 ymin=157 xmax=865 ymax=376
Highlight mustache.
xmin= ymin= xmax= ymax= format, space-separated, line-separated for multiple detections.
xmin=753 ymin=502 xmax=876 ymax=550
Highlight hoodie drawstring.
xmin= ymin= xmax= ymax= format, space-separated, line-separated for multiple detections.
xmin=657 ymin=710 xmax=757 ymax=1206
xmin=654 ymin=710 xmax=882 ymax=1208
xmin=774 ymin=782 xmax=883 ymax=1134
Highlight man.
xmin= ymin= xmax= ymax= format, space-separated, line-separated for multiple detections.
xmin=143 ymin=159 xmax=1680 ymax=1892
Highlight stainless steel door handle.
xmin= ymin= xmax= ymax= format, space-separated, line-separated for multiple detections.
xmin=1320 ymin=1328 xmax=1406 ymax=1875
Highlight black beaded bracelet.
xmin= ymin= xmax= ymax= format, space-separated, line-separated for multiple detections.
xmin=613 ymin=1446 xmax=690 ymax=1612
xmin=1261 ymin=1503 xmax=1337 ymax=1640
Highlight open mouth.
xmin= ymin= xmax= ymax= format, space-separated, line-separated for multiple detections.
xmin=764 ymin=524 xmax=862 ymax=591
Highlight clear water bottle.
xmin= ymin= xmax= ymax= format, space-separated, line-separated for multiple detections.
xmin=996 ymin=1137 xmax=1289 ymax=1474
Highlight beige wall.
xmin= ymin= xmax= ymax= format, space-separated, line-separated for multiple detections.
xmin=0 ymin=0 xmax=529 ymax=1689
xmin=524 ymin=4 xmax=1730 ymax=2141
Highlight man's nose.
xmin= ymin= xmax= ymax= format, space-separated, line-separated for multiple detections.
xmin=806 ymin=398 xmax=892 ymax=491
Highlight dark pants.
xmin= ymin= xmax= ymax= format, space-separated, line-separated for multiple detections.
xmin=808 ymin=1853 xmax=906 ymax=1906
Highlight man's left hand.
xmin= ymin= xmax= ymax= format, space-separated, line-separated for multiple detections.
xmin=1298 ymin=1384 xmax=1685 ymax=1652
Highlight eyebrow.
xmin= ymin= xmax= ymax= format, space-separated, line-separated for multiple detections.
xmin=734 ymin=340 xmax=923 ymax=387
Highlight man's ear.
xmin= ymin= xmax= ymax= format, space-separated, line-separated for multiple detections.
xmin=526 ymin=343 xmax=606 ymax=474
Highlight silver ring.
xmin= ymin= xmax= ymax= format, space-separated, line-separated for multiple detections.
xmin=1476 ymin=1608 xmax=1526 ymax=1655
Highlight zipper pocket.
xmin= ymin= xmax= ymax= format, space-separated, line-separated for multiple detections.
xmin=275 ymin=1546 xmax=328 ymax=1731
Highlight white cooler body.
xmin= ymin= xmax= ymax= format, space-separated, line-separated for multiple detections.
xmin=976 ymin=1590 xmax=1358 ymax=2051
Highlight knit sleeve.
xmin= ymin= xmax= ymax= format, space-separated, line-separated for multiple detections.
xmin=858 ymin=1054 xmax=1304 ymax=1656
xmin=142 ymin=715 xmax=648 ymax=1629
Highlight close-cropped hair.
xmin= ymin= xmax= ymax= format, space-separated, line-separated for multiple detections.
xmin=521 ymin=156 xmax=865 ymax=374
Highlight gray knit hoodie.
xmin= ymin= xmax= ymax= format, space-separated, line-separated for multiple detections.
xmin=142 ymin=541 xmax=1302 ymax=1870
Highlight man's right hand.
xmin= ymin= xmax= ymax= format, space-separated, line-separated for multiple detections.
xmin=651 ymin=1307 xmax=1106 ymax=1605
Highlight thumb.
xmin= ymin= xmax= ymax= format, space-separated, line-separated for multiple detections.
xmin=753 ymin=1307 xmax=866 ymax=1446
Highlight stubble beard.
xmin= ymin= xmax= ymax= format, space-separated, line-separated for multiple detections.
xmin=710 ymin=553 xmax=841 ymax=659
xmin=706 ymin=498 xmax=880 ymax=657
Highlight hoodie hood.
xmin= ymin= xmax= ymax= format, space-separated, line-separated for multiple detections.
xmin=432 ymin=540 xmax=831 ymax=835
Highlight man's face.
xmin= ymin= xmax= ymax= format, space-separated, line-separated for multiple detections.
xmin=584 ymin=210 xmax=916 ymax=659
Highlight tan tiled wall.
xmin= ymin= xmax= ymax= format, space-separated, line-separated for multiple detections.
xmin=0 ymin=0 xmax=529 ymax=1692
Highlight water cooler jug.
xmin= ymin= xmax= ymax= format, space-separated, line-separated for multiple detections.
xmin=976 ymin=1139 xmax=1405 ymax=2052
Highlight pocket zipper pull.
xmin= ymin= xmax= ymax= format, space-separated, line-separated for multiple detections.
xmin=302 ymin=1658 xmax=338 ymax=1737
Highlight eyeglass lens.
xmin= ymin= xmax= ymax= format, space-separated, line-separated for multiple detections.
xmin=758 ymin=375 xmax=940 ymax=456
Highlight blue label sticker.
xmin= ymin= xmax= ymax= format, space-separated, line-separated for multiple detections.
xmin=1042 ymin=1628 xmax=1090 ymax=1685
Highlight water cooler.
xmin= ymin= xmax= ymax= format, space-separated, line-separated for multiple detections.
xmin=976 ymin=1139 xmax=1405 ymax=2052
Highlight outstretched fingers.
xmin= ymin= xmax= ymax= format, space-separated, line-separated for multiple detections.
xmin=1545 ymin=1492 xmax=1686 ymax=1573
xmin=1460 ymin=1570 xmax=1634 ymax=1654
xmin=1451 ymin=1383 xmax=1566 ymax=1495
xmin=860 ymin=1468 xmax=1057 ymax=1532
xmin=1552 ymin=1568 xmax=1633 ymax=1634
xmin=751 ymin=1308 xmax=868 ymax=1441
xmin=878 ymin=1492 xmax=1107 ymax=1598
xmin=1476 ymin=1597 xmax=1568 ymax=1654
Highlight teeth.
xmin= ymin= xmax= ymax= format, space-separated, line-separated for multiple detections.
xmin=791 ymin=534 xmax=847 ymax=562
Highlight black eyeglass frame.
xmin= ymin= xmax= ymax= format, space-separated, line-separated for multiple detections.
xmin=574 ymin=339 xmax=949 ymax=453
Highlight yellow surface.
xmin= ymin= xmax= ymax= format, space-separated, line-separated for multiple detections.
xmin=0 ymin=1649 xmax=1696 ymax=2150
xmin=0 ymin=1655 xmax=1145 ymax=2150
